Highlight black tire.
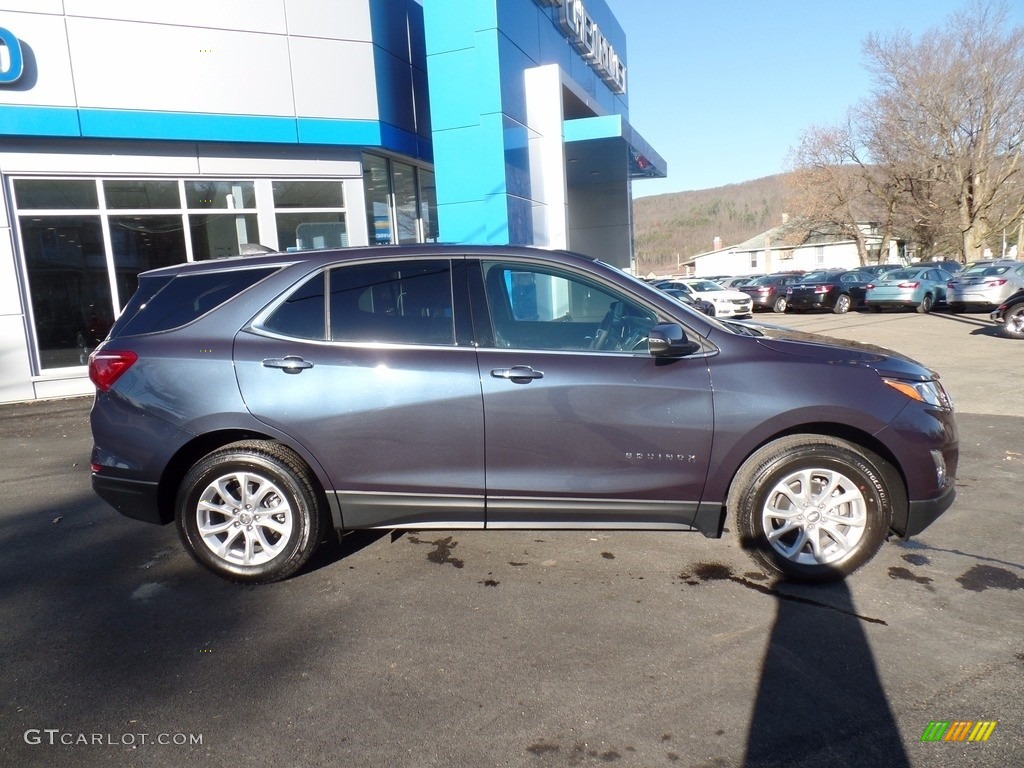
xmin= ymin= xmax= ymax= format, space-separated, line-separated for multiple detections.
xmin=832 ymin=294 xmax=852 ymax=314
xmin=176 ymin=440 xmax=325 ymax=584
xmin=727 ymin=435 xmax=901 ymax=583
xmin=772 ymin=296 xmax=787 ymax=313
xmin=917 ymin=294 xmax=934 ymax=314
xmin=1001 ymin=305 xmax=1024 ymax=339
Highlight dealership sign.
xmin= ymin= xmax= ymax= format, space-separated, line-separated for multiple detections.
xmin=0 ymin=27 xmax=24 ymax=85
xmin=535 ymin=0 xmax=626 ymax=94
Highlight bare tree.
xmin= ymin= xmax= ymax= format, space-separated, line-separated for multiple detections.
xmin=862 ymin=0 xmax=1024 ymax=261
xmin=785 ymin=120 xmax=877 ymax=264
xmin=784 ymin=113 xmax=924 ymax=265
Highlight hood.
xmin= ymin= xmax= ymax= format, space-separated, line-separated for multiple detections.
xmin=731 ymin=321 xmax=936 ymax=381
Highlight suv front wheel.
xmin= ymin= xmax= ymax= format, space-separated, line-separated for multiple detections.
xmin=728 ymin=435 xmax=900 ymax=583
xmin=176 ymin=441 xmax=325 ymax=583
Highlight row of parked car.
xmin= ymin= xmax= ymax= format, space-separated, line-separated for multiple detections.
xmin=654 ymin=261 xmax=1024 ymax=326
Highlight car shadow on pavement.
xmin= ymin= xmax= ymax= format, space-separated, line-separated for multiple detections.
xmin=926 ymin=311 xmax=993 ymax=329
xmin=299 ymin=529 xmax=391 ymax=576
xmin=742 ymin=575 xmax=911 ymax=767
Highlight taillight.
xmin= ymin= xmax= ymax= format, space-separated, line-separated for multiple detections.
xmin=897 ymin=281 xmax=920 ymax=289
xmin=88 ymin=350 xmax=138 ymax=392
xmin=986 ymin=279 xmax=1007 ymax=286
xmin=757 ymin=287 xmax=770 ymax=294
xmin=815 ymin=285 xmax=832 ymax=293
xmin=866 ymin=283 xmax=876 ymax=290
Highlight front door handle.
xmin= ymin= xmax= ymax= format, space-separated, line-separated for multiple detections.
xmin=262 ymin=356 xmax=314 ymax=374
xmin=490 ymin=366 xmax=544 ymax=382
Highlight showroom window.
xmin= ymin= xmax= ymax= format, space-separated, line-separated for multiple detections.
xmin=272 ymin=180 xmax=347 ymax=251
xmin=185 ymin=180 xmax=260 ymax=260
xmin=362 ymin=154 xmax=438 ymax=245
xmin=13 ymin=177 xmax=266 ymax=370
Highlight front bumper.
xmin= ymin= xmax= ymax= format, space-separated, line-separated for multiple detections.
xmin=896 ymin=483 xmax=957 ymax=538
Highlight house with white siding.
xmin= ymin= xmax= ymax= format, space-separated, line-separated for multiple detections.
xmin=692 ymin=220 xmax=904 ymax=278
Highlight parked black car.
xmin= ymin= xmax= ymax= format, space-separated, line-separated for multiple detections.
xmin=785 ymin=270 xmax=874 ymax=314
xmin=738 ymin=273 xmax=804 ymax=313
xmin=89 ymin=245 xmax=957 ymax=585
xmin=990 ymin=288 xmax=1024 ymax=339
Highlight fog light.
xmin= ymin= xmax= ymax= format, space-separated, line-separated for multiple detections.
xmin=932 ymin=450 xmax=947 ymax=488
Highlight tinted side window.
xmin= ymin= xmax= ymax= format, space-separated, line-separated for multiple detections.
xmin=330 ymin=260 xmax=454 ymax=345
xmin=112 ymin=267 xmax=278 ymax=337
xmin=262 ymin=272 xmax=326 ymax=340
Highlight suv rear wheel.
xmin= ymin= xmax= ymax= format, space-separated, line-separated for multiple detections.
xmin=176 ymin=441 xmax=324 ymax=583
xmin=728 ymin=435 xmax=899 ymax=582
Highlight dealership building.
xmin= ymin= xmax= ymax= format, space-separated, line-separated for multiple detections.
xmin=0 ymin=0 xmax=664 ymax=403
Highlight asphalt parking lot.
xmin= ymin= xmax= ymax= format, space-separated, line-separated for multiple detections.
xmin=0 ymin=307 xmax=1021 ymax=768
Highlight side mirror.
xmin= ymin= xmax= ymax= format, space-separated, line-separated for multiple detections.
xmin=648 ymin=323 xmax=701 ymax=357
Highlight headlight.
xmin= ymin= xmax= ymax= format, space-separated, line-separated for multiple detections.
xmin=883 ymin=378 xmax=953 ymax=409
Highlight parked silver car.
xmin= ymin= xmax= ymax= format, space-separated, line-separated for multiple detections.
xmin=865 ymin=267 xmax=955 ymax=314
xmin=947 ymin=261 xmax=1024 ymax=312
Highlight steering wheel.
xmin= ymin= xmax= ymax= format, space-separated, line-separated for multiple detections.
xmin=591 ymin=301 xmax=626 ymax=350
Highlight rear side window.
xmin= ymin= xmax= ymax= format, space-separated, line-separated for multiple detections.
xmin=259 ymin=259 xmax=455 ymax=345
xmin=111 ymin=267 xmax=278 ymax=337
xmin=330 ymin=260 xmax=454 ymax=345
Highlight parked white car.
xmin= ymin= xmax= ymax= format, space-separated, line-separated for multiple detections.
xmin=655 ymin=279 xmax=754 ymax=318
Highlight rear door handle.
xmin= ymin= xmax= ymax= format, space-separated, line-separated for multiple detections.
xmin=490 ymin=366 xmax=544 ymax=382
xmin=262 ymin=356 xmax=314 ymax=374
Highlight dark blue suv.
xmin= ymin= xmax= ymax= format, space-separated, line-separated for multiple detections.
xmin=89 ymin=245 xmax=958 ymax=584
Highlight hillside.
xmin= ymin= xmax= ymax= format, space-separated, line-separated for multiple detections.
xmin=632 ymin=174 xmax=793 ymax=274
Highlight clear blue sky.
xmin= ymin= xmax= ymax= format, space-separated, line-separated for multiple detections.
xmin=611 ymin=0 xmax=1024 ymax=198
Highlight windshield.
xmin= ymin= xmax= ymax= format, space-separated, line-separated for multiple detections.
xmin=964 ymin=265 xmax=1009 ymax=277
xmin=688 ymin=280 xmax=724 ymax=291
xmin=799 ymin=272 xmax=834 ymax=282
xmin=884 ymin=270 xmax=917 ymax=281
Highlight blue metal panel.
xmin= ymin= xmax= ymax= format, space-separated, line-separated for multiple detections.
xmin=0 ymin=105 xmax=81 ymax=136
xmin=564 ymin=114 xmax=623 ymax=142
xmin=502 ymin=115 xmax=531 ymax=200
xmin=495 ymin=0 xmax=542 ymax=63
xmin=431 ymin=123 xmax=505 ymax=205
xmin=368 ymin=0 xmax=413 ymax=61
xmin=425 ymin=47 xmax=483 ymax=131
xmin=0 ymin=106 xmax=431 ymax=160
xmin=505 ymin=192 xmax=534 ymax=246
xmin=374 ymin=45 xmax=416 ymax=134
xmin=78 ymin=109 xmax=299 ymax=143
xmin=421 ymin=0 xmax=479 ymax=53
xmin=297 ymin=118 xmax=381 ymax=145
xmin=435 ymin=199 xmax=490 ymax=243
xmin=496 ymin=32 xmax=534 ymax=126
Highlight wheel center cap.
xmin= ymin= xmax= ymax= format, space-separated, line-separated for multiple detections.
xmin=806 ymin=510 xmax=822 ymax=523
xmin=238 ymin=512 xmax=253 ymax=525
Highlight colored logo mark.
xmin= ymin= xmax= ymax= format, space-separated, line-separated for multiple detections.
xmin=0 ymin=27 xmax=25 ymax=85
xmin=920 ymin=721 xmax=997 ymax=742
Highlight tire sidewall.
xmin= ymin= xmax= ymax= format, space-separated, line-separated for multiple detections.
xmin=176 ymin=445 xmax=318 ymax=583
xmin=1001 ymin=306 xmax=1024 ymax=339
xmin=733 ymin=441 xmax=893 ymax=582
